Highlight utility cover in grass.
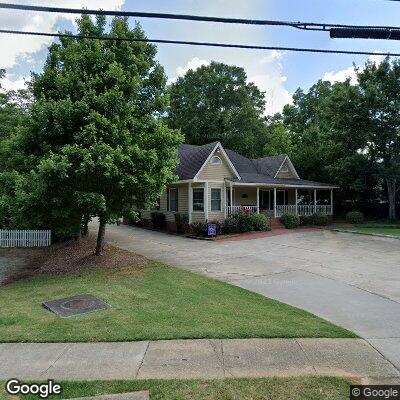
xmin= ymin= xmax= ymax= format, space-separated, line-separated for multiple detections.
xmin=43 ymin=294 xmax=110 ymax=318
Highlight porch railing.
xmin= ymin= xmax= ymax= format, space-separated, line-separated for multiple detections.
xmin=227 ymin=205 xmax=259 ymax=217
xmin=275 ymin=205 xmax=332 ymax=218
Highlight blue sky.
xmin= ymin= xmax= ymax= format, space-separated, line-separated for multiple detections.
xmin=0 ymin=0 xmax=399 ymax=114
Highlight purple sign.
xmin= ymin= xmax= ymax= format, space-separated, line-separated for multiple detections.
xmin=208 ymin=223 xmax=217 ymax=236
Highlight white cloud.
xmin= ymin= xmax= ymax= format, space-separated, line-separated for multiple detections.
xmin=323 ymin=53 xmax=385 ymax=85
xmin=168 ymin=57 xmax=210 ymax=84
xmin=1 ymin=73 xmax=27 ymax=91
xmin=0 ymin=0 xmax=126 ymax=84
xmin=249 ymin=51 xmax=292 ymax=115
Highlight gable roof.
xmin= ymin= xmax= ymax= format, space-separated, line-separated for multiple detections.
xmin=175 ymin=142 xmax=337 ymax=188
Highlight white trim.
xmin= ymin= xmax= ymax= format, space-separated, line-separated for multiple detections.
xmin=274 ymin=156 xmax=300 ymax=179
xmin=205 ymin=181 xmax=209 ymax=221
xmin=188 ymin=182 xmax=193 ymax=224
xmin=273 ymin=188 xmax=277 ymax=218
xmin=193 ymin=142 xmax=241 ymax=181
xmin=171 ymin=179 xmax=194 ymax=184
xmin=229 ymin=182 xmax=339 ymax=189
xmin=256 ymin=187 xmax=260 ymax=214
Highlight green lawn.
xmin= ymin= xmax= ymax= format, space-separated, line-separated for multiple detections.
xmin=0 ymin=262 xmax=354 ymax=342
xmin=342 ymin=225 xmax=400 ymax=237
xmin=11 ymin=377 xmax=353 ymax=400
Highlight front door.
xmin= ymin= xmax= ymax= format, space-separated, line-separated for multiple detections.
xmin=259 ymin=190 xmax=271 ymax=210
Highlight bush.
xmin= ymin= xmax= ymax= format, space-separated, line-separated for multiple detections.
xmin=346 ymin=211 xmax=364 ymax=224
xmin=248 ymin=213 xmax=270 ymax=231
xmin=174 ymin=213 xmax=189 ymax=233
xmin=300 ymin=215 xmax=314 ymax=226
xmin=189 ymin=222 xmax=207 ymax=236
xmin=231 ymin=213 xmax=254 ymax=232
xmin=280 ymin=212 xmax=300 ymax=229
xmin=313 ymin=212 xmax=329 ymax=226
xmin=151 ymin=211 xmax=166 ymax=229
xmin=222 ymin=217 xmax=239 ymax=234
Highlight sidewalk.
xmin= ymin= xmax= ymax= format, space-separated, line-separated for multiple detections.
xmin=1 ymin=338 xmax=399 ymax=382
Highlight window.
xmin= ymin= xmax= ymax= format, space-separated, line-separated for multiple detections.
xmin=168 ymin=188 xmax=178 ymax=212
xmin=280 ymin=166 xmax=289 ymax=173
xmin=210 ymin=156 xmax=222 ymax=165
xmin=192 ymin=188 xmax=204 ymax=211
xmin=211 ymin=189 xmax=221 ymax=211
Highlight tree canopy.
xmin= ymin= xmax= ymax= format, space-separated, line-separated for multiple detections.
xmin=168 ymin=62 xmax=266 ymax=158
xmin=0 ymin=16 xmax=182 ymax=253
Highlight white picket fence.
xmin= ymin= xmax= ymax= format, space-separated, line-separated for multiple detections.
xmin=0 ymin=230 xmax=51 ymax=248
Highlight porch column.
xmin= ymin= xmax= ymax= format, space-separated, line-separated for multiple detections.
xmin=223 ymin=181 xmax=227 ymax=219
xmin=295 ymin=188 xmax=298 ymax=214
xmin=188 ymin=182 xmax=192 ymax=224
xmin=330 ymin=189 xmax=334 ymax=215
xmin=314 ymin=189 xmax=317 ymax=213
xmin=256 ymin=187 xmax=260 ymax=214
xmin=205 ymin=181 xmax=209 ymax=222
xmin=273 ymin=187 xmax=277 ymax=218
xmin=230 ymin=183 xmax=233 ymax=208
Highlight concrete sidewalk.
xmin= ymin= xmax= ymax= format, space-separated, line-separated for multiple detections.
xmin=0 ymin=338 xmax=399 ymax=382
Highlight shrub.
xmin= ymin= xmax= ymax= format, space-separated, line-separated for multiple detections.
xmin=313 ymin=213 xmax=329 ymax=226
xmin=231 ymin=213 xmax=254 ymax=232
xmin=151 ymin=211 xmax=166 ymax=229
xmin=189 ymin=222 xmax=207 ymax=237
xmin=222 ymin=217 xmax=239 ymax=234
xmin=248 ymin=213 xmax=270 ymax=231
xmin=300 ymin=215 xmax=314 ymax=226
xmin=280 ymin=212 xmax=300 ymax=229
xmin=346 ymin=211 xmax=364 ymax=224
xmin=174 ymin=213 xmax=189 ymax=233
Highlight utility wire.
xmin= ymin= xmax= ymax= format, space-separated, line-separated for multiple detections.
xmin=0 ymin=29 xmax=399 ymax=57
xmin=0 ymin=2 xmax=400 ymax=32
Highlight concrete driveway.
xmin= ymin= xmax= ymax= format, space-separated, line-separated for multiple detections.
xmin=98 ymin=223 xmax=400 ymax=372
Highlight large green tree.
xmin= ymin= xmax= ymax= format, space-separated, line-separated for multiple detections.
xmin=281 ymin=79 xmax=379 ymax=209
xmin=356 ymin=58 xmax=400 ymax=220
xmin=8 ymin=16 xmax=182 ymax=253
xmin=168 ymin=62 xmax=266 ymax=157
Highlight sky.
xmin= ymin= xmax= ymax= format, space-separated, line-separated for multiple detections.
xmin=0 ymin=0 xmax=399 ymax=115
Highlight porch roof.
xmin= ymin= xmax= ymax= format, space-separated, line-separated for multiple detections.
xmin=227 ymin=173 xmax=339 ymax=189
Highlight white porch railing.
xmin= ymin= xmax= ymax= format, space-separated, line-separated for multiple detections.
xmin=227 ymin=205 xmax=259 ymax=217
xmin=275 ymin=205 xmax=332 ymax=218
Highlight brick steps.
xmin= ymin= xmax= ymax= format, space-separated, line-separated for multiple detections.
xmin=270 ymin=218 xmax=284 ymax=229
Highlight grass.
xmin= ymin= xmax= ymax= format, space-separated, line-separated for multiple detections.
xmin=0 ymin=261 xmax=355 ymax=342
xmin=5 ymin=377 xmax=354 ymax=400
xmin=337 ymin=224 xmax=400 ymax=237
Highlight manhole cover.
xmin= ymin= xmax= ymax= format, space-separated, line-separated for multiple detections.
xmin=43 ymin=294 xmax=110 ymax=318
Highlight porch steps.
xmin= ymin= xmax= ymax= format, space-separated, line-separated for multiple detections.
xmin=270 ymin=218 xmax=284 ymax=229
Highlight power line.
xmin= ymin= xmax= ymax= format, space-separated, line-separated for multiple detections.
xmin=0 ymin=29 xmax=399 ymax=57
xmin=0 ymin=2 xmax=400 ymax=32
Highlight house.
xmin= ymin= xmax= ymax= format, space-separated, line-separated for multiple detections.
xmin=141 ymin=141 xmax=338 ymax=230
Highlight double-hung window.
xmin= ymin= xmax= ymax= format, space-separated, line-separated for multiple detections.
xmin=211 ymin=189 xmax=221 ymax=211
xmin=192 ymin=188 xmax=204 ymax=211
xmin=168 ymin=188 xmax=178 ymax=212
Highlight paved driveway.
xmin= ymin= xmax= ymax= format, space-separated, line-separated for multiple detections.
xmin=97 ymin=223 xmax=400 ymax=371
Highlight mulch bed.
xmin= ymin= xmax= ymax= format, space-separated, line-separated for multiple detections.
xmin=0 ymin=236 xmax=147 ymax=285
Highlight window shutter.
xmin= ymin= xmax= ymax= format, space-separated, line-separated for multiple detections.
xmin=176 ymin=188 xmax=179 ymax=212
xmin=167 ymin=189 xmax=170 ymax=212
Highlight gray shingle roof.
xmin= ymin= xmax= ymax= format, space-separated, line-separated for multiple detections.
xmin=176 ymin=142 xmax=338 ymax=188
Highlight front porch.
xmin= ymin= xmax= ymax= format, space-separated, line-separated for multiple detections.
xmin=226 ymin=186 xmax=334 ymax=218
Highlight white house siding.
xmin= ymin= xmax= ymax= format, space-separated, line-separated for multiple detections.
xmin=197 ymin=150 xmax=236 ymax=181
xmin=234 ymin=187 xmax=258 ymax=207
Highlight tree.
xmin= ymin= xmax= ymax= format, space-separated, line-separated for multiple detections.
xmin=168 ymin=62 xmax=266 ymax=157
xmin=12 ymin=16 xmax=182 ymax=254
xmin=281 ymin=79 xmax=378 ymax=208
xmin=356 ymin=58 xmax=400 ymax=220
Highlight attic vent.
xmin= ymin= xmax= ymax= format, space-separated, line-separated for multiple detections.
xmin=210 ymin=156 xmax=222 ymax=165
xmin=280 ymin=166 xmax=289 ymax=173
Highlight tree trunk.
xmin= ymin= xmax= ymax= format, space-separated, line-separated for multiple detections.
xmin=386 ymin=178 xmax=397 ymax=221
xmin=96 ymin=215 xmax=107 ymax=255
